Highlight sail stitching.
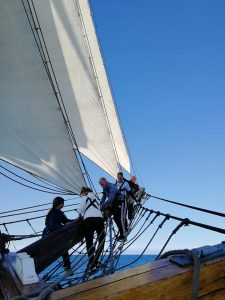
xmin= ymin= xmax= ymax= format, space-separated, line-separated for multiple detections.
xmin=22 ymin=0 xmax=93 ymax=192
xmin=75 ymin=0 xmax=122 ymax=173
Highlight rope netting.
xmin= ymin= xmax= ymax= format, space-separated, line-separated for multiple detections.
xmin=0 ymin=192 xmax=224 ymax=292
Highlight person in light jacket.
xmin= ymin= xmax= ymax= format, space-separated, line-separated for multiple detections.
xmin=78 ymin=187 xmax=106 ymax=272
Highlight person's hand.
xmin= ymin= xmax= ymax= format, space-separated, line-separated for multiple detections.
xmin=78 ymin=214 xmax=84 ymax=221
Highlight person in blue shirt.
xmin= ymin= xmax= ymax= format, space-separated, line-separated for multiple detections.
xmin=99 ymin=177 xmax=126 ymax=240
xmin=42 ymin=197 xmax=72 ymax=271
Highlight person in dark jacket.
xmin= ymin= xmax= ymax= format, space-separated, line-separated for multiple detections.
xmin=129 ymin=176 xmax=145 ymax=202
xmin=42 ymin=197 xmax=72 ymax=271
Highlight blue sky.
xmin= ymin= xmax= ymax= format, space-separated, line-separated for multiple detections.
xmin=1 ymin=0 xmax=225 ymax=253
xmin=91 ymin=0 xmax=225 ymax=250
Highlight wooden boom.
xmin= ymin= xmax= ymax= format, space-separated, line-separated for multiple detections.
xmin=19 ymin=219 xmax=85 ymax=273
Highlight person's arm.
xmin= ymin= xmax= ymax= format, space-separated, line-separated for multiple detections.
xmin=134 ymin=183 xmax=140 ymax=193
xmin=124 ymin=182 xmax=131 ymax=193
xmin=100 ymin=192 xmax=106 ymax=205
xmin=102 ymin=184 xmax=117 ymax=208
xmin=60 ymin=210 xmax=72 ymax=224
xmin=77 ymin=196 xmax=86 ymax=216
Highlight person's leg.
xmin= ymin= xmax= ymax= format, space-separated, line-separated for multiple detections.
xmin=127 ymin=200 xmax=134 ymax=221
xmin=62 ymin=251 xmax=71 ymax=269
xmin=112 ymin=203 xmax=126 ymax=238
xmin=120 ymin=201 xmax=127 ymax=236
xmin=94 ymin=218 xmax=106 ymax=264
xmin=84 ymin=218 xmax=95 ymax=267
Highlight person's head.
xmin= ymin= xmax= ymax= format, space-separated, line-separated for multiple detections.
xmin=80 ymin=187 xmax=92 ymax=196
xmin=45 ymin=197 xmax=65 ymax=224
xmin=52 ymin=197 xmax=64 ymax=209
xmin=99 ymin=177 xmax=108 ymax=188
xmin=117 ymin=172 xmax=124 ymax=182
xmin=130 ymin=176 xmax=137 ymax=183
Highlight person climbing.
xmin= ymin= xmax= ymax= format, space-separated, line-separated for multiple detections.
xmin=129 ymin=175 xmax=145 ymax=202
xmin=116 ymin=172 xmax=131 ymax=197
xmin=78 ymin=187 xmax=106 ymax=273
xmin=116 ymin=172 xmax=134 ymax=224
xmin=99 ymin=177 xmax=126 ymax=241
xmin=42 ymin=197 xmax=72 ymax=272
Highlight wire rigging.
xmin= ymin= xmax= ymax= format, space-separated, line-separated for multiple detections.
xmin=149 ymin=194 xmax=225 ymax=218
xmin=21 ymin=0 xmax=95 ymax=193
xmin=1 ymin=164 xmax=68 ymax=194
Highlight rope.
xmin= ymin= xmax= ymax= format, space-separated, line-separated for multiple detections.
xmin=157 ymin=248 xmax=201 ymax=300
xmin=142 ymin=207 xmax=225 ymax=234
xmin=1 ymin=172 xmax=71 ymax=195
xmin=122 ymin=212 xmax=160 ymax=253
xmin=22 ymin=0 xmax=90 ymax=190
xmin=26 ymin=219 xmax=38 ymax=235
xmin=2 ymin=224 xmax=17 ymax=251
xmin=187 ymin=249 xmax=201 ymax=300
xmin=116 ymin=215 xmax=169 ymax=271
xmin=36 ymin=287 xmax=55 ymax=300
xmin=155 ymin=218 xmax=189 ymax=260
xmin=112 ymin=210 xmax=156 ymax=270
xmin=124 ymin=210 xmax=154 ymax=244
xmin=29 ymin=0 xmax=96 ymax=192
xmin=0 ymin=208 xmax=78 ymax=226
xmin=1 ymin=164 xmax=67 ymax=194
xmin=0 ymin=196 xmax=80 ymax=216
xmin=149 ymin=194 xmax=225 ymax=218
xmin=0 ymin=203 xmax=79 ymax=219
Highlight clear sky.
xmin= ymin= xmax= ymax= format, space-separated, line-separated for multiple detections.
xmin=91 ymin=0 xmax=225 ymax=251
xmin=1 ymin=0 xmax=225 ymax=253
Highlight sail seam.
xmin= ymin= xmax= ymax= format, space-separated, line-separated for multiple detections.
xmin=75 ymin=0 xmax=122 ymax=173
xmin=88 ymin=0 xmax=136 ymax=177
xmin=21 ymin=0 xmax=96 ymax=191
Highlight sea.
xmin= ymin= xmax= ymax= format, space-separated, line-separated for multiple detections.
xmin=41 ymin=255 xmax=156 ymax=282
xmin=113 ymin=254 xmax=156 ymax=271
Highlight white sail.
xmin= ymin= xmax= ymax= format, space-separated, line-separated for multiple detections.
xmin=33 ymin=0 xmax=130 ymax=177
xmin=0 ymin=1 xmax=85 ymax=193
xmin=79 ymin=0 xmax=130 ymax=174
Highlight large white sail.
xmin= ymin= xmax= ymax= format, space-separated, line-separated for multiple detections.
xmin=33 ymin=0 xmax=130 ymax=177
xmin=0 ymin=1 xmax=85 ymax=193
xmin=78 ymin=0 xmax=130 ymax=174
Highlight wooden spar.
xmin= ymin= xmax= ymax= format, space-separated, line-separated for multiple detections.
xmin=46 ymin=255 xmax=225 ymax=300
xmin=18 ymin=219 xmax=85 ymax=273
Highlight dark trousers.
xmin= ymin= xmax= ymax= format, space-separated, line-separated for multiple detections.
xmin=111 ymin=200 xmax=126 ymax=237
xmin=127 ymin=201 xmax=134 ymax=221
xmin=42 ymin=227 xmax=71 ymax=270
xmin=62 ymin=251 xmax=71 ymax=269
xmin=84 ymin=217 xmax=106 ymax=267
